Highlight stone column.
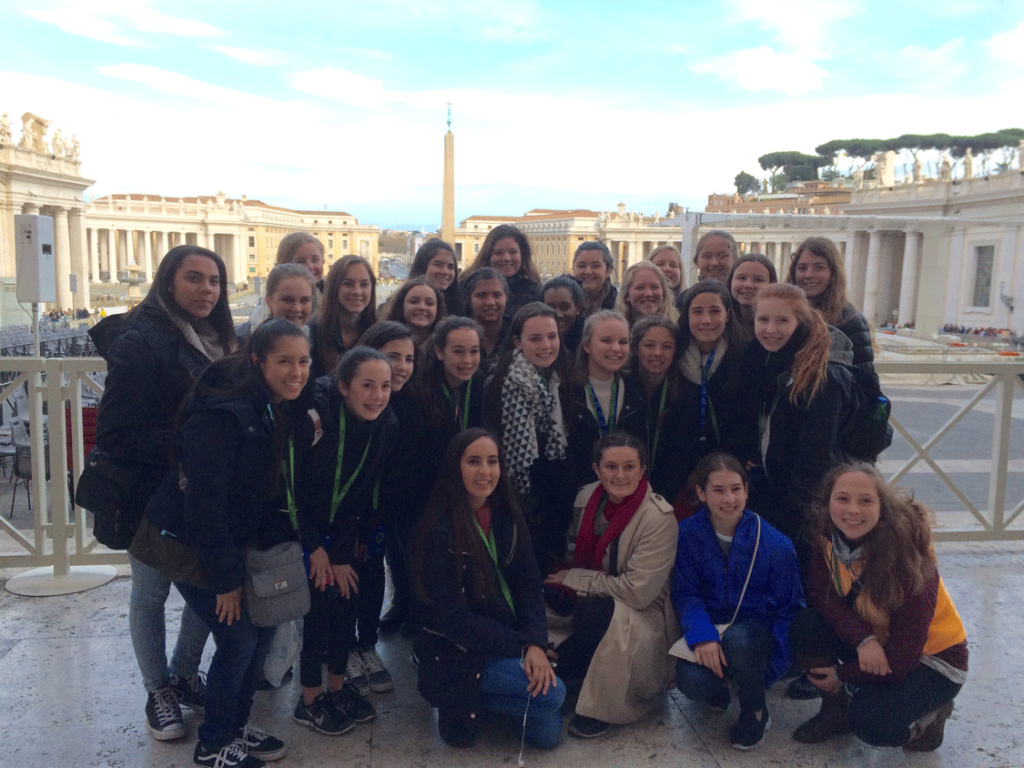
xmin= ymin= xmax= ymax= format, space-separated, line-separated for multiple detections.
xmin=22 ymin=203 xmax=40 ymax=214
xmin=843 ymin=230 xmax=857 ymax=289
xmin=141 ymin=230 xmax=153 ymax=282
xmin=897 ymin=231 xmax=922 ymax=326
xmin=87 ymin=227 xmax=99 ymax=284
xmin=68 ymin=208 xmax=88 ymax=309
xmin=862 ymin=230 xmax=884 ymax=326
xmin=126 ymin=228 xmax=136 ymax=267
xmin=944 ymin=228 xmax=966 ymax=326
xmin=780 ymin=242 xmax=792 ymax=275
xmin=106 ymin=229 xmax=117 ymax=278
xmin=154 ymin=231 xmax=166 ymax=263
xmin=234 ymin=234 xmax=245 ymax=283
xmin=53 ymin=207 xmax=72 ymax=310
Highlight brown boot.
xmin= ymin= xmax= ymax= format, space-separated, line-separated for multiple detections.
xmin=792 ymin=688 xmax=852 ymax=743
xmin=904 ymin=700 xmax=953 ymax=752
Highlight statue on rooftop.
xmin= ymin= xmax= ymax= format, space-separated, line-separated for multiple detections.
xmin=913 ymin=155 xmax=923 ymax=182
xmin=50 ymin=128 xmax=64 ymax=157
xmin=67 ymin=135 xmax=79 ymax=160
xmin=940 ymin=154 xmax=952 ymax=181
xmin=964 ymin=147 xmax=974 ymax=178
xmin=0 ymin=112 xmax=11 ymax=144
xmin=853 ymin=166 xmax=864 ymax=190
xmin=20 ymin=112 xmax=50 ymax=152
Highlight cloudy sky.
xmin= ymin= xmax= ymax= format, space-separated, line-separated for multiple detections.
xmin=4 ymin=0 xmax=1023 ymax=230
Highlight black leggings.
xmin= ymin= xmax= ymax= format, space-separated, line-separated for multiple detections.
xmin=299 ymin=582 xmax=357 ymax=689
xmin=790 ymin=607 xmax=962 ymax=747
xmin=554 ymin=596 xmax=614 ymax=684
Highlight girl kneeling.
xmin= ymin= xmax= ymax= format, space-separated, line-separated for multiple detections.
xmin=790 ymin=464 xmax=967 ymax=751
xmin=413 ymin=429 xmax=564 ymax=749
xmin=546 ymin=432 xmax=679 ymax=739
xmin=671 ymin=453 xmax=803 ymax=751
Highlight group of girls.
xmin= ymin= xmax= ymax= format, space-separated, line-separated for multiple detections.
xmin=89 ymin=222 xmax=965 ymax=766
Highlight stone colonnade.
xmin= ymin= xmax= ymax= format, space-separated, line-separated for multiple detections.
xmin=83 ymin=224 xmax=246 ymax=286
xmin=731 ymin=228 xmax=924 ymax=326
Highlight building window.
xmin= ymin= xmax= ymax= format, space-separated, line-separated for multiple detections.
xmin=474 ymin=243 xmax=480 ymax=253
xmin=328 ymin=239 xmax=333 ymax=248
xmin=248 ymin=236 xmax=255 ymax=247
xmin=343 ymin=240 xmax=348 ymax=249
xmin=248 ymin=253 xmax=256 ymax=261
xmin=249 ymin=266 xmax=256 ymax=273
xmin=971 ymin=245 xmax=995 ymax=308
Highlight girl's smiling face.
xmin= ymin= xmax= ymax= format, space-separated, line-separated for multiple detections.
xmin=424 ymin=250 xmax=456 ymax=290
xmin=380 ymin=338 xmax=415 ymax=392
xmin=627 ymin=267 xmax=664 ymax=317
xmin=515 ymin=315 xmax=560 ymax=369
xmin=696 ymin=469 xmax=747 ymax=536
xmin=583 ymin=318 xmax=630 ymax=378
xmin=338 ymin=359 xmax=392 ymax=421
xmin=574 ymin=252 xmax=609 ymax=294
xmin=402 ymin=285 xmax=438 ymax=329
xmin=651 ymin=250 xmax=682 ymax=290
xmin=490 ymin=237 xmax=522 ymax=278
xmin=755 ymin=296 xmax=799 ymax=352
xmin=337 ymin=263 xmax=372 ymax=316
xmin=731 ymin=261 xmax=772 ymax=307
xmin=829 ymin=470 xmax=881 ymax=542
xmin=593 ymin=446 xmax=645 ymax=504
xmin=637 ymin=325 xmax=676 ymax=379
xmin=436 ymin=327 xmax=481 ymax=387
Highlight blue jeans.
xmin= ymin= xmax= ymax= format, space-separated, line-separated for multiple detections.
xmin=128 ymin=553 xmax=209 ymax=692
xmin=675 ymin=619 xmax=773 ymax=713
xmin=480 ymin=657 xmax=566 ymax=749
xmin=176 ymin=582 xmax=276 ymax=751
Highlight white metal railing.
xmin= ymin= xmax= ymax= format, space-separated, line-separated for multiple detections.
xmin=876 ymin=361 xmax=1024 ymax=541
xmin=0 ymin=358 xmax=1021 ymax=572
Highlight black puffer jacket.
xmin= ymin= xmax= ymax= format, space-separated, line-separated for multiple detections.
xmin=835 ymin=304 xmax=874 ymax=374
xmin=296 ymin=376 xmax=398 ymax=565
xmin=145 ymin=368 xmax=299 ymax=594
xmin=565 ymin=375 xmax=646 ymax=493
xmin=504 ymin=273 xmax=543 ymax=319
xmin=90 ymin=303 xmax=214 ymax=513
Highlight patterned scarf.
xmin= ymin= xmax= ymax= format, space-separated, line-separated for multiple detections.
xmin=500 ymin=349 xmax=567 ymax=496
xmin=157 ymin=295 xmax=228 ymax=362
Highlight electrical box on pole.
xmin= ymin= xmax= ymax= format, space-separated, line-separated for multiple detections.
xmin=15 ymin=214 xmax=56 ymax=303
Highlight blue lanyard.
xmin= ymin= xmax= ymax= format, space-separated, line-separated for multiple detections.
xmin=586 ymin=377 xmax=618 ymax=435
xmin=699 ymin=348 xmax=716 ymax=443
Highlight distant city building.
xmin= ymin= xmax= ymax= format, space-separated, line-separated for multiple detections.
xmin=705 ymin=180 xmax=853 ymax=216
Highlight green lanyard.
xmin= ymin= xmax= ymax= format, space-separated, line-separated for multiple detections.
xmin=329 ymin=407 xmax=373 ymax=525
xmin=282 ymin=438 xmax=299 ymax=532
xmin=443 ymin=379 xmax=472 ymax=431
xmin=646 ymin=379 xmax=668 ymax=469
xmin=472 ymin=517 xmax=516 ymax=619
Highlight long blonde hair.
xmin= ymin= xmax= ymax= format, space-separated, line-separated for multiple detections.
xmin=614 ymin=261 xmax=679 ymax=324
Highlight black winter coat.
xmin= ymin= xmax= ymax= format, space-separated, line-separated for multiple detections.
xmin=145 ymin=371 xmax=299 ymax=594
xmin=90 ymin=303 xmax=214 ymax=515
xmin=565 ymin=375 xmax=646 ymax=493
xmin=835 ymin=304 xmax=874 ymax=374
xmin=296 ymin=376 xmax=398 ymax=565
xmin=504 ymin=273 xmax=544 ymax=319
xmin=419 ymin=505 xmax=548 ymax=662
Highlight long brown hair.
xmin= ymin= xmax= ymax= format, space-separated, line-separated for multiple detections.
xmin=316 ymin=255 xmax=377 ymax=373
xmin=812 ymin=463 xmax=936 ymax=615
xmin=756 ymin=283 xmax=831 ymax=405
xmin=787 ymin=236 xmax=849 ymax=326
xmin=461 ymin=224 xmax=540 ymax=283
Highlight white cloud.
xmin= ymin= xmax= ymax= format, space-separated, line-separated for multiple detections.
xmin=98 ymin=64 xmax=279 ymax=110
xmin=25 ymin=1 xmax=219 ymax=46
xmin=724 ymin=0 xmax=858 ymax=57
xmin=291 ymin=68 xmax=403 ymax=109
xmin=692 ymin=47 xmax=826 ymax=94
xmin=896 ymin=39 xmax=967 ymax=85
xmin=212 ymin=47 xmax=284 ymax=67
xmin=989 ymin=21 xmax=1024 ymax=67
xmin=347 ymin=48 xmax=393 ymax=61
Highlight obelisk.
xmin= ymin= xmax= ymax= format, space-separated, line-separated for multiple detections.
xmin=441 ymin=104 xmax=455 ymax=251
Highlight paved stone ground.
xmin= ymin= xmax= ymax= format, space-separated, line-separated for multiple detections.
xmin=1 ymin=539 xmax=1021 ymax=768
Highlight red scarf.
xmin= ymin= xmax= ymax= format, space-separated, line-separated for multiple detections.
xmin=573 ymin=478 xmax=649 ymax=571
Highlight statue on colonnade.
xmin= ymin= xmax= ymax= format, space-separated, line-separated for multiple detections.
xmin=0 ymin=112 xmax=11 ymax=144
xmin=963 ymin=148 xmax=974 ymax=178
xmin=20 ymin=112 xmax=50 ymax=152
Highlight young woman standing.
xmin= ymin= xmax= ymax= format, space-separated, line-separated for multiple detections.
xmin=90 ymin=245 xmax=235 ymax=742
xmin=484 ymin=303 xmax=573 ymax=573
xmin=727 ymin=254 xmax=777 ymax=349
xmin=546 ymin=432 xmax=679 ymax=739
xmin=572 ymin=242 xmax=617 ymax=319
xmin=379 ymin=276 xmax=446 ymax=348
xmin=413 ymin=429 xmax=564 ymax=749
xmin=744 ymin=283 xmax=857 ymax=555
xmin=237 ymin=263 xmax=315 ymax=342
xmin=614 ymin=262 xmax=679 ymax=325
xmin=461 ymin=224 xmax=542 ymax=317
xmin=461 ymin=268 xmax=510 ymax=370
xmin=542 ymin=275 xmax=585 ymax=355
xmin=693 ymin=230 xmax=738 ymax=283
xmin=790 ymin=464 xmax=967 ymax=752
xmin=309 ymin=255 xmax=377 ymax=379
xmin=293 ymin=347 xmax=398 ymax=735
xmin=649 ymin=244 xmax=685 ymax=298
xmin=408 ymin=239 xmax=461 ymax=316
xmin=138 ymin=319 xmax=309 ymax=767
xmin=787 ymin=236 xmax=874 ymax=373
xmin=565 ymin=311 xmax=644 ymax=493
xmin=672 ymin=453 xmax=803 ymax=751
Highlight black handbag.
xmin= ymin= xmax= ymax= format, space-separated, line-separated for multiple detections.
xmin=76 ymin=448 xmax=147 ymax=549
xmin=416 ymin=627 xmax=484 ymax=716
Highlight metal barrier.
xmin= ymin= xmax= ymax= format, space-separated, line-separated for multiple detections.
xmin=0 ymin=358 xmax=1021 ymax=575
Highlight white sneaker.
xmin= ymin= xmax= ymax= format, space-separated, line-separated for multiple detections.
xmin=359 ymin=646 xmax=394 ymax=692
xmin=345 ymin=651 xmax=370 ymax=697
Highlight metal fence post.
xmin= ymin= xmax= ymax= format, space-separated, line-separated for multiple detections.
xmin=988 ymin=371 xmax=1014 ymax=534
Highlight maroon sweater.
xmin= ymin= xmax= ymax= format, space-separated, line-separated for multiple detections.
xmin=806 ymin=544 xmax=968 ymax=685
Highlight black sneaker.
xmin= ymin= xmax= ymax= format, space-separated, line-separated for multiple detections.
xmin=170 ymin=672 xmax=206 ymax=713
xmin=703 ymin=683 xmax=730 ymax=713
xmin=438 ymin=708 xmax=478 ymax=747
xmin=237 ymin=724 xmax=287 ymax=761
xmin=292 ymin=693 xmax=354 ymax=736
xmin=331 ymin=682 xmax=377 ymax=724
xmin=145 ymin=685 xmax=185 ymax=741
xmin=786 ymin=673 xmax=822 ymax=700
xmin=193 ymin=738 xmax=265 ymax=768
xmin=731 ymin=707 xmax=771 ymax=751
xmin=345 ymin=651 xmax=371 ymax=697
xmin=568 ymin=714 xmax=611 ymax=738
xmin=359 ymin=646 xmax=394 ymax=693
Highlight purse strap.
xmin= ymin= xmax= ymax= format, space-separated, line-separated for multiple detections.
xmin=723 ymin=513 xmax=761 ymax=630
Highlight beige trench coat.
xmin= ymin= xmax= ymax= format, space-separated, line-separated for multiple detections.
xmin=558 ymin=481 xmax=681 ymax=724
